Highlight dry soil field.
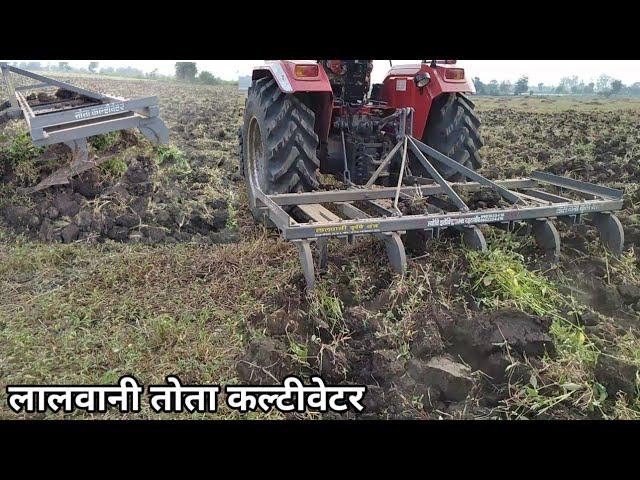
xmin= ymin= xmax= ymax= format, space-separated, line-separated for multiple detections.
xmin=1 ymin=75 xmax=639 ymax=419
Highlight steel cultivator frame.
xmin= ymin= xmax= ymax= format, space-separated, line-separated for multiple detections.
xmin=250 ymin=113 xmax=624 ymax=289
xmin=1 ymin=63 xmax=168 ymax=191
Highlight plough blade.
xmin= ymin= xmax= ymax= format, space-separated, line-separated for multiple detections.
xmin=139 ymin=117 xmax=170 ymax=144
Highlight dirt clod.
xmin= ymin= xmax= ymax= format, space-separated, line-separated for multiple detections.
xmin=61 ymin=223 xmax=80 ymax=243
xmin=370 ymin=350 xmax=405 ymax=387
xmin=441 ymin=309 xmax=554 ymax=383
xmin=2 ymin=205 xmax=39 ymax=228
xmin=409 ymin=312 xmax=446 ymax=359
xmin=236 ymin=338 xmax=296 ymax=385
xmin=617 ymin=284 xmax=640 ymax=305
xmin=53 ymin=193 xmax=81 ymax=218
xmin=595 ymin=354 xmax=639 ymax=397
xmin=408 ymin=355 xmax=474 ymax=402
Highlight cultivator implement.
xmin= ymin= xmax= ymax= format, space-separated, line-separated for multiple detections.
xmin=251 ymin=120 xmax=624 ymax=289
xmin=1 ymin=63 xmax=168 ymax=191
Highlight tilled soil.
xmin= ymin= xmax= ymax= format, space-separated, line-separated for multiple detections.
xmin=1 ymin=78 xmax=243 ymax=246
xmin=238 ymin=292 xmax=554 ymax=418
xmin=2 ymin=153 xmax=235 ymax=245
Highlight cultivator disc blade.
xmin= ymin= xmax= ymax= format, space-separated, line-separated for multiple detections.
xmin=248 ymin=129 xmax=626 ymax=290
xmin=1 ymin=63 xmax=169 ymax=192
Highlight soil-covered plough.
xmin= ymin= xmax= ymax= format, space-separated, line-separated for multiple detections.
xmin=253 ymin=121 xmax=624 ymax=289
xmin=0 ymin=63 xmax=168 ymax=191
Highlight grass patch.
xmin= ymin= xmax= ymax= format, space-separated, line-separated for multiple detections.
xmin=156 ymin=144 xmax=190 ymax=175
xmin=0 ymin=133 xmax=43 ymax=185
xmin=466 ymin=247 xmax=561 ymax=316
xmin=308 ymin=283 xmax=344 ymax=332
xmin=0 ymin=235 xmax=298 ymax=419
xmin=1 ymin=132 xmax=43 ymax=166
xmin=98 ymin=156 xmax=128 ymax=179
xmin=225 ymin=191 xmax=238 ymax=230
xmin=89 ymin=132 xmax=119 ymax=152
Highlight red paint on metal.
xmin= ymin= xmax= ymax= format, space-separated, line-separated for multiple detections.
xmin=380 ymin=63 xmax=475 ymax=139
xmin=251 ymin=61 xmax=475 ymax=143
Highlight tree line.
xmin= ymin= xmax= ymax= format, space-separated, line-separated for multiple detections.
xmin=174 ymin=62 xmax=236 ymax=86
xmin=473 ymin=75 xmax=640 ymax=97
xmin=5 ymin=61 xmax=237 ymax=86
xmin=6 ymin=61 xmax=164 ymax=79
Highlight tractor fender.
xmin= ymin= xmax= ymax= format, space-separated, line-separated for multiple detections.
xmin=381 ymin=64 xmax=476 ymax=139
xmin=252 ymin=61 xmax=333 ymax=141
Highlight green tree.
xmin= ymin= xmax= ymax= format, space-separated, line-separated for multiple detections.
xmin=58 ymin=61 xmax=71 ymax=72
xmin=198 ymin=71 xmax=219 ymax=85
xmin=488 ymin=80 xmax=500 ymax=96
xmin=88 ymin=62 xmax=99 ymax=73
xmin=571 ymin=81 xmax=585 ymax=94
xmin=538 ymin=82 xmax=544 ymax=92
xmin=514 ymin=76 xmax=529 ymax=95
xmin=499 ymin=80 xmax=513 ymax=96
xmin=473 ymin=77 xmax=487 ymax=95
xmin=596 ymin=74 xmax=612 ymax=93
xmin=175 ymin=62 xmax=197 ymax=82
xmin=558 ymin=76 xmax=580 ymax=94
xmin=611 ymin=79 xmax=623 ymax=94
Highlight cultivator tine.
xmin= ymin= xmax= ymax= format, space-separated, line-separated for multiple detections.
xmin=531 ymin=219 xmax=561 ymax=262
xmin=459 ymin=225 xmax=487 ymax=252
xmin=295 ymin=240 xmax=316 ymax=290
xmin=139 ymin=117 xmax=170 ymax=144
xmin=382 ymin=232 xmax=407 ymax=276
xmin=317 ymin=238 xmax=329 ymax=272
xmin=590 ymin=212 xmax=624 ymax=255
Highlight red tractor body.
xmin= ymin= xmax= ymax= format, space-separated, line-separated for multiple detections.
xmin=380 ymin=63 xmax=475 ymax=139
xmin=241 ymin=59 xmax=483 ymax=209
xmin=251 ymin=60 xmax=475 ymax=141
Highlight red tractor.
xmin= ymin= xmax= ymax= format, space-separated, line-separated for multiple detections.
xmin=239 ymin=59 xmax=483 ymax=220
xmin=238 ymin=60 xmax=625 ymax=289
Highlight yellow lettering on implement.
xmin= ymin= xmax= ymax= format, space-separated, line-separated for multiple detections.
xmin=315 ymin=225 xmax=348 ymax=234
xmin=314 ymin=222 xmax=381 ymax=236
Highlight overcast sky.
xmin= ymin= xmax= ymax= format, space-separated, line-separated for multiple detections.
xmin=5 ymin=60 xmax=640 ymax=85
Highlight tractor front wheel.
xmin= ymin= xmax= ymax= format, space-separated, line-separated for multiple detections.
xmin=240 ymin=77 xmax=320 ymax=223
xmin=413 ymin=93 xmax=484 ymax=181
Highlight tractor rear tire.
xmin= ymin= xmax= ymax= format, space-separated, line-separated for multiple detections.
xmin=414 ymin=93 xmax=484 ymax=182
xmin=240 ymin=77 xmax=320 ymax=223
